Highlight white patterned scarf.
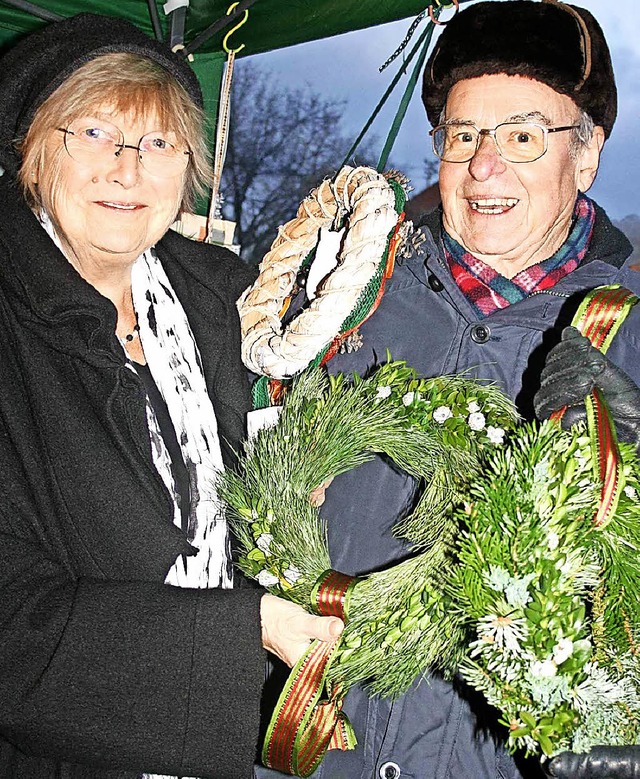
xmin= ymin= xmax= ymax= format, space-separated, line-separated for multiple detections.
xmin=40 ymin=214 xmax=230 ymax=779
xmin=132 ymin=249 xmax=231 ymax=779
xmin=131 ymin=247 xmax=232 ymax=592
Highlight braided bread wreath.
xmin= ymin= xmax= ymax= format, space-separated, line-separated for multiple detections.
xmin=237 ymin=165 xmax=408 ymax=386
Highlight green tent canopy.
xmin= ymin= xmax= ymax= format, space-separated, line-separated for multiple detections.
xmin=0 ymin=1 xmax=437 ymax=55
xmin=0 ymin=0 xmax=442 ymax=117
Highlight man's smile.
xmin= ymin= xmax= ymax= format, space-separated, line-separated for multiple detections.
xmin=468 ymin=197 xmax=519 ymax=215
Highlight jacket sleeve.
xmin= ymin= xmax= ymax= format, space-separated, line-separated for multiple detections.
xmin=0 ymin=493 xmax=265 ymax=778
xmin=604 ymin=303 xmax=640 ymax=390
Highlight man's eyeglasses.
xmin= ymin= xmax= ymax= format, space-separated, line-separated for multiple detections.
xmin=57 ymin=119 xmax=192 ymax=178
xmin=429 ymin=121 xmax=580 ymax=164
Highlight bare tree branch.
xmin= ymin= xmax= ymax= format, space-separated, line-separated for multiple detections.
xmin=221 ymin=62 xmax=376 ymax=264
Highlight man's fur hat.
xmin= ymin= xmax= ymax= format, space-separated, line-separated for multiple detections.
xmin=423 ymin=0 xmax=616 ymax=137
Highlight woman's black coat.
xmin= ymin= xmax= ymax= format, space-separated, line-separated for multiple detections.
xmin=0 ymin=175 xmax=264 ymax=779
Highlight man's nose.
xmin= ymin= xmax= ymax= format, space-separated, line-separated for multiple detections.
xmin=467 ymin=133 xmax=507 ymax=180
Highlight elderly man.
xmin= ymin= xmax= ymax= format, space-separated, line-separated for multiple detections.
xmin=254 ymin=2 xmax=640 ymax=779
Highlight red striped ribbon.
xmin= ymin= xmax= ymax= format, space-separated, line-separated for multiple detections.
xmin=587 ymin=387 xmax=622 ymax=528
xmin=311 ymin=569 xmax=358 ymax=618
xmin=550 ymin=285 xmax=638 ymax=528
xmin=575 ymin=285 xmax=636 ymax=351
xmin=262 ymin=570 xmax=359 ymax=776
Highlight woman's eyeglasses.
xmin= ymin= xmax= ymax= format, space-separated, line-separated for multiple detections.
xmin=57 ymin=118 xmax=192 ymax=177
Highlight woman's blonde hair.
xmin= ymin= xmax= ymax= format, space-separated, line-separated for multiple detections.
xmin=19 ymin=52 xmax=211 ymax=213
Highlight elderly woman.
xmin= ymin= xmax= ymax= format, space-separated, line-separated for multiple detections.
xmin=0 ymin=13 xmax=342 ymax=779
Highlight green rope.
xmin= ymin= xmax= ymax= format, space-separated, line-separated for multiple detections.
xmin=252 ymin=375 xmax=271 ymax=409
xmin=377 ymin=17 xmax=439 ymax=172
xmin=341 ymin=7 xmax=440 ymax=169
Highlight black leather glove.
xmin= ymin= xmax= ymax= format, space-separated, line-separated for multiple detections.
xmin=534 ymin=326 xmax=640 ymax=450
xmin=545 ymin=746 xmax=640 ymax=778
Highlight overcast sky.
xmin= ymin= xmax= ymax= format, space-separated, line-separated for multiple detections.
xmin=249 ymin=1 xmax=640 ymax=220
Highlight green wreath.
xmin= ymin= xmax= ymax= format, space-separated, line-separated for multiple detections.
xmin=220 ymin=360 xmax=517 ymax=696
xmin=220 ymin=358 xmax=640 ymax=758
xmin=447 ymin=419 xmax=640 ymax=755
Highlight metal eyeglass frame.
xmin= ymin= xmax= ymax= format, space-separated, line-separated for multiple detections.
xmin=57 ymin=127 xmax=192 ymax=174
xmin=429 ymin=121 xmax=580 ymax=164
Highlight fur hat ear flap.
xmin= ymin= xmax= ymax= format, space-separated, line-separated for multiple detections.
xmin=423 ymin=1 xmax=616 ymax=138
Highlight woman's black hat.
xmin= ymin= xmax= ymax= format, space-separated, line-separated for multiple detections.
xmin=0 ymin=13 xmax=203 ymax=176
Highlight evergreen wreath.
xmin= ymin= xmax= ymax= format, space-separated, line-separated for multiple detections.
xmin=220 ymin=360 xmax=518 ymax=697
xmin=220 ymin=359 xmax=640 ymax=758
xmin=447 ymin=420 xmax=640 ymax=756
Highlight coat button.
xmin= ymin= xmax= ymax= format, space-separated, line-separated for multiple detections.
xmin=427 ymin=273 xmax=444 ymax=292
xmin=379 ymin=761 xmax=401 ymax=778
xmin=470 ymin=324 xmax=491 ymax=344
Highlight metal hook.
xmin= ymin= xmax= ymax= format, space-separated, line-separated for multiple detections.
xmin=223 ymin=2 xmax=249 ymax=54
xmin=428 ymin=0 xmax=459 ymax=26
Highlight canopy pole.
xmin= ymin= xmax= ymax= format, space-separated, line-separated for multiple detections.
xmin=145 ymin=0 xmax=163 ymax=41
xmin=0 ymin=0 xmax=61 ymax=22
xmin=167 ymin=2 xmax=187 ymax=51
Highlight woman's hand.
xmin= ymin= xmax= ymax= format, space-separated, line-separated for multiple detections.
xmin=309 ymin=477 xmax=334 ymax=507
xmin=260 ymin=594 xmax=344 ymax=667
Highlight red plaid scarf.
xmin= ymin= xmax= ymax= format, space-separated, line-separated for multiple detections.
xmin=443 ymin=194 xmax=596 ymax=318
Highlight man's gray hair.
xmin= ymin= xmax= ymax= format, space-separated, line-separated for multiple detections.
xmin=570 ymin=110 xmax=595 ymax=158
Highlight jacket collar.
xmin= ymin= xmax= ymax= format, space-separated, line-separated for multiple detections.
xmin=0 ymin=176 xmax=113 ymax=317
xmin=0 ymin=175 xmax=122 ymax=361
xmin=403 ymin=200 xmax=632 ymax=327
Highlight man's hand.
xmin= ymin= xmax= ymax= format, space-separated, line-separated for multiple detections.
xmin=260 ymin=594 xmax=344 ymax=667
xmin=534 ymin=326 xmax=640 ymax=448
xmin=545 ymin=746 xmax=640 ymax=778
